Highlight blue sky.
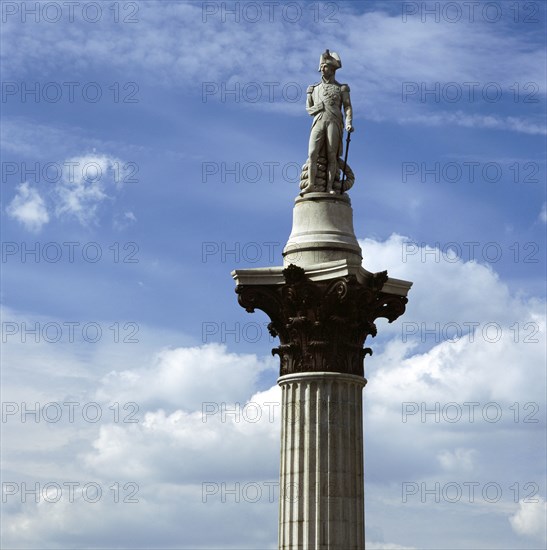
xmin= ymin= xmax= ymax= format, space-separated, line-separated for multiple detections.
xmin=1 ymin=1 xmax=546 ymax=548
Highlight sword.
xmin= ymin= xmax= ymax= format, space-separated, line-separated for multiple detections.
xmin=341 ymin=130 xmax=352 ymax=191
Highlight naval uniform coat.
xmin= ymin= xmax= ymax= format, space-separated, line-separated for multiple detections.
xmin=306 ymin=79 xmax=351 ymax=160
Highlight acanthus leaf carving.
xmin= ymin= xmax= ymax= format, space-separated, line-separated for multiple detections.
xmin=235 ymin=266 xmax=408 ymax=377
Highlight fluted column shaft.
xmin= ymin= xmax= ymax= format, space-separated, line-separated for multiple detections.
xmin=278 ymin=372 xmax=366 ymax=550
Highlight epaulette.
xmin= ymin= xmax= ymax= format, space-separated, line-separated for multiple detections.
xmin=307 ymin=83 xmax=320 ymax=93
xmin=340 ymin=84 xmax=350 ymax=92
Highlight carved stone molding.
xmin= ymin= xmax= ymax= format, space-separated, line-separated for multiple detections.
xmin=236 ymin=264 xmax=408 ymax=377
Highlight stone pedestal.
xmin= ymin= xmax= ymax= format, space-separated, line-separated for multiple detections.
xmin=278 ymin=372 xmax=366 ymax=549
xmin=232 ymin=192 xmax=412 ymax=550
xmin=283 ymin=193 xmax=362 ymax=268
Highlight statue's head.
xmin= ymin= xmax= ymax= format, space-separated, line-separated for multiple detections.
xmin=318 ymin=49 xmax=342 ymax=74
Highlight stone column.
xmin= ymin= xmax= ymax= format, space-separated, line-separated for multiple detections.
xmin=278 ymin=372 xmax=366 ymax=549
xmin=232 ymin=193 xmax=412 ymax=550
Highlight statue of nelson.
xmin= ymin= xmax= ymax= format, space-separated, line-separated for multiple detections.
xmin=305 ymin=49 xmax=354 ymax=194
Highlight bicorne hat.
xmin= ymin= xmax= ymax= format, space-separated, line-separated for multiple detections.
xmin=318 ymin=49 xmax=342 ymax=71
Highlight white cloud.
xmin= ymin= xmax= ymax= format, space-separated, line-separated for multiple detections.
xmin=2 ymin=338 xmax=282 ymax=548
xmin=1 ymin=118 xmax=74 ymax=157
xmin=4 ymin=152 xmax=135 ymax=231
xmin=540 ymin=202 xmax=547 ymax=223
xmin=399 ymin=112 xmax=547 ymax=135
xmin=357 ymin=235 xmax=545 ymax=547
xmin=84 ymin=386 xmax=282 ymax=483
xmin=96 ymin=343 xmax=277 ymax=411
xmin=2 ymin=4 xmax=544 ymax=133
xmin=5 ymin=182 xmax=50 ymax=232
xmin=54 ymin=153 xmax=130 ymax=225
xmin=370 ymin=316 xmax=545 ymax=406
xmin=437 ymin=448 xmax=477 ymax=472
xmin=510 ymin=498 xmax=547 ymax=543
xmin=113 ymin=210 xmax=137 ymax=230
xmin=359 ymin=234 xmax=541 ymax=336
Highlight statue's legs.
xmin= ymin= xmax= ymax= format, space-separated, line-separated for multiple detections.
xmin=325 ymin=121 xmax=342 ymax=193
xmin=307 ymin=122 xmax=326 ymax=190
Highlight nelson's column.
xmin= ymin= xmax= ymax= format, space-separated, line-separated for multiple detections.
xmin=232 ymin=50 xmax=413 ymax=550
